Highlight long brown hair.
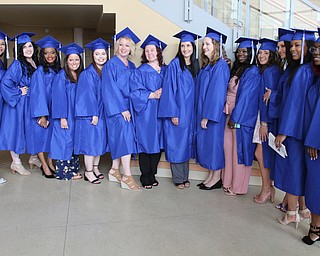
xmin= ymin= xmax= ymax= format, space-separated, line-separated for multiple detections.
xmin=201 ymin=38 xmax=220 ymax=68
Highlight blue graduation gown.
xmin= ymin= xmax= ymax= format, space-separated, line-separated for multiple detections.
xmin=101 ymin=55 xmax=137 ymax=159
xmin=0 ymin=60 xmax=30 ymax=154
xmin=158 ymin=57 xmax=196 ymax=163
xmin=196 ymin=59 xmax=230 ymax=170
xmin=259 ymin=65 xmax=282 ymax=169
xmin=304 ymin=76 xmax=320 ymax=215
xmin=0 ymin=70 xmax=4 ymax=122
xmin=74 ymin=64 xmax=108 ymax=156
xmin=130 ymin=63 xmax=165 ymax=153
xmin=230 ymin=66 xmax=261 ymax=166
xmin=49 ymin=69 xmax=77 ymax=160
xmin=274 ymin=62 xmax=315 ymax=196
xmin=27 ymin=66 xmax=56 ymax=154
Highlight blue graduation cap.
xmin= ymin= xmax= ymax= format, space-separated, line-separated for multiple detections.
xmin=113 ymin=27 xmax=140 ymax=44
xmin=85 ymin=38 xmax=111 ymax=51
xmin=205 ymin=27 xmax=227 ymax=44
xmin=278 ymin=28 xmax=294 ymax=42
xmin=0 ymin=31 xmax=10 ymax=41
xmin=140 ymin=34 xmax=167 ymax=50
xmin=291 ymin=29 xmax=316 ymax=42
xmin=11 ymin=32 xmax=35 ymax=45
xmin=259 ymin=38 xmax=278 ymax=52
xmin=58 ymin=43 xmax=84 ymax=55
xmin=35 ymin=35 xmax=61 ymax=49
xmin=235 ymin=37 xmax=258 ymax=49
xmin=173 ymin=30 xmax=201 ymax=43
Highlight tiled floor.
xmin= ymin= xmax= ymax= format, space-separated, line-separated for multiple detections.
xmin=0 ymin=151 xmax=319 ymax=256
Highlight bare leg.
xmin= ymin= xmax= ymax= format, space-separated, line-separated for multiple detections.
xmin=254 ymin=145 xmax=274 ymax=203
xmin=121 ymin=154 xmax=132 ymax=176
xmin=37 ymin=152 xmax=52 ymax=175
xmin=120 ymin=154 xmax=141 ymax=190
xmin=93 ymin=156 xmax=104 ymax=179
xmin=204 ymin=170 xmax=221 ymax=187
xmin=47 ymin=157 xmax=55 ymax=171
xmin=84 ymin=155 xmax=96 ymax=181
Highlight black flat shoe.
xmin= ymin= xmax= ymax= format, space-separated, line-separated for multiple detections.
xmin=197 ymin=182 xmax=204 ymax=187
xmin=41 ymin=166 xmax=55 ymax=179
xmin=199 ymin=179 xmax=222 ymax=190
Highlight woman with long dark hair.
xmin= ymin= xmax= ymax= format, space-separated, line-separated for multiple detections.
xmin=49 ymin=43 xmax=84 ymax=180
xmin=302 ymin=31 xmax=320 ymax=245
xmin=101 ymin=27 xmax=141 ymax=191
xmin=74 ymin=38 xmax=110 ymax=184
xmin=130 ymin=35 xmax=167 ymax=189
xmin=29 ymin=36 xmax=62 ymax=178
xmin=196 ymin=27 xmax=230 ymax=190
xmin=0 ymin=32 xmax=39 ymax=175
xmin=253 ymin=38 xmax=281 ymax=203
xmin=221 ymin=37 xmax=260 ymax=196
xmin=158 ymin=30 xmax=200 ymax=189
xmin=274 ymin=29 xmax=316 ymax=228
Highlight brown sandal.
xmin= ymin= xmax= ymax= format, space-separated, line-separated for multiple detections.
xmin=108 ymin=168 xmax=121 ymax=183
xmin=120 ymin=175 xmax=141 ymax=191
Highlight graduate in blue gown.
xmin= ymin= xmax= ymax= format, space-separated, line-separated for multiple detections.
xmin=0 ymin=32 xmax=39 ymax=176
xmin=0 ymin=30 xmax=10 ymax=184
xmin=221 ymin=37 xmax=260 ymax=196
xmin=196 ymin=28 xmax=230 ymax=191
xmin=253 ymin=38 xmax=281 ymax=203
xmin=29 ymin=35 xmax=62 ymax=179
xmin=74 ymin=38 xmax=110 ymax=184
xmin=158 ymin=30 xmax=200 ymax=189
xmin=0 ymin=31 xmax=10 ymax=72
xmin=49 ymin=43 xmax=84 ymax=180
xmin=302 ymin=33 xmax=320 ymax=245
xmin=130 ymin=34 xmax=167 ymax=189
xmin=101 ymin=27 xmax=141 ymax=191
xmin=274 ymin=29 xmax=316 ymax=227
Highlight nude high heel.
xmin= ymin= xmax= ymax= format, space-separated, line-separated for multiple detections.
xmin=28 ymin=155 xmax=42 ymax=169
xmin=277 ymin=210 xmax=300 ymax=229
xmin=11 ymin=162 xmax=31 ymax=176
xmin=299 ymin=208 xmax=311 ymax=223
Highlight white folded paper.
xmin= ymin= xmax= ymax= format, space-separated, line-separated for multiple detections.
xmin=268 ymin=132 xmax=288 ymax=158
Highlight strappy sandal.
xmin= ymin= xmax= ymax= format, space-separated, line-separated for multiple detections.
xmin=183 ymin=181 xmax=190 ymax=188
xmin=121 ymin=175 xmax=141 ymax=191
xmin=224 ymin=188 xmax=237 ymax=196
xmin=93 ymin=165 xmax=104 ymax=179
xmin=71 ymin=173 xmax=82 ymax=180
xmin=302 ymin=224 xmax=320 ymax=245
xmin=175 ymin=183 xmax=185 ymax=189
xmin=84 ymin=170 xmax=101 ymax=184
xmin=108 ymin=168 xmax=121 ymax=183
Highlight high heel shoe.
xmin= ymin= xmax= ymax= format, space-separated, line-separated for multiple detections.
xmin=302 ymin=224 xmax=320 ymax=245
xmin=108 ymin=168 xmax=121 ymax=183
xmin=254 ymin=187 xmax=275 ymax=204
xmin=299 ymin=208 xmax=311 ymax=222
xmin=93 ymin=165 xmax=104 ymax=179
xmin=11 ymin=162 xmax=30 ymax=176
xmin=29 ymin=155 xmax=42 ymax=169
xmin=84 ymin=170 xmax=101 ymax=184
xmin=41 ymin=166 xmax=55 ymax=179
xmin=199 ymin=179 xmax=222 ymax=190
xmin=121 ymin=175 xmax=141 ymax=191
xmin=277 ymin=210 xmax=300 ymax=229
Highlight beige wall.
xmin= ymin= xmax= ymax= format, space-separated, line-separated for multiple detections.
xmin=0 ymin=0 xmax=183 ymax=66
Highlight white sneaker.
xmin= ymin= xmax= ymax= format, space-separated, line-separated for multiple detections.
xmin=0 ymin=177 xmax=7 ymax=184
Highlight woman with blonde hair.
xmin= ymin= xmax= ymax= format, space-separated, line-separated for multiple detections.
xmin=101 ymin=27 xmax=141 ymax=191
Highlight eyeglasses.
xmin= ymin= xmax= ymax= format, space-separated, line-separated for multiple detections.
xmin=309 ymin=47 xmax=320 ymax=54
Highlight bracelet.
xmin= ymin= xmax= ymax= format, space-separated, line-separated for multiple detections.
xmin=260 ymin=122 xmax=268 ymax=127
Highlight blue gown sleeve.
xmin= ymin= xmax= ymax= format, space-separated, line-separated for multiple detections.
xmin=30 ymin=67 xmax=50 ymax=118
xmin=101 ymin=61 xmax=128 ymax=117
xmin=158 ymin=59 xmax=180 ymax=118
xmin=130 ymin=69 xmax=153 ymax=114
xmin=0 ymin=61 xmax=23 ymax=107
xmin=51 ymin=71 xmax=68 ymax=119
xmin=75 ymin=67 xmax=99 ymax=117
xmin=278 ymin=64 xmax=314 ymax=140
xmin=202 ymin=60 xmax=230 ymax=122
xmin=305 ymin=88 xmax=320 ymax=149
xmin=259 ymin=66 xmax=282 ymax=122
xmin=230 ymin=66 xmax=261 ymax=127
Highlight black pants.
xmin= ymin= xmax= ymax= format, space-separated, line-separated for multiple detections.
xmin=139 ymin=152 xmax=161 ymax=186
